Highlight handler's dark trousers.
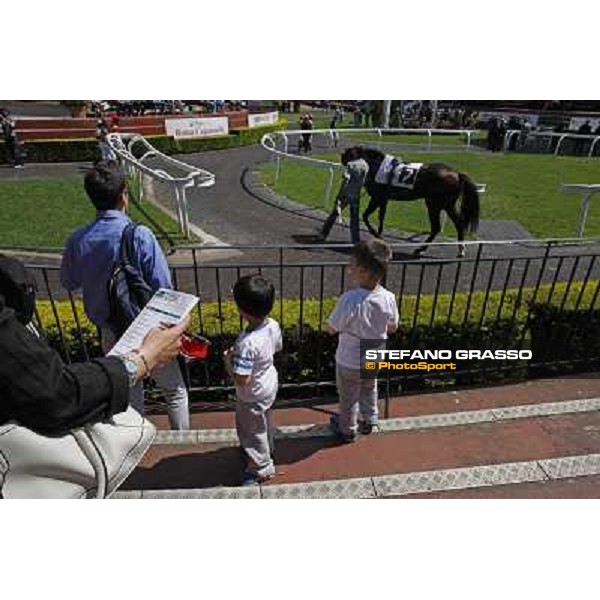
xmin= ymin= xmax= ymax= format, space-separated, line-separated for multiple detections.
xmin=320 ymin=158 xmax=367 ymax=244
xmin=320 ymin=194 xmax=360 ymax=244
xmin=321 ymin=196 xmax=346 ymax=239
xmin=348 ymin=195 xmax=360 ymax=244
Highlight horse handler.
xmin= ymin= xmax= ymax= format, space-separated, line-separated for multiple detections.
xmin=318 ymin=156 xmax=369 ymax=244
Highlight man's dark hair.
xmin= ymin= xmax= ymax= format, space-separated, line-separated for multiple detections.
xmin=233 ymin=275 xmax=275 ymax=319
xmin=84 ymin=160 xmax=126 ymax=210
xmin=351 ymin=239 xmax=392 ymax=280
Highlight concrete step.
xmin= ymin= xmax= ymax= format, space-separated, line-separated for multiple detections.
xmin=115 ymin=453 xmax=600 ymax=499
xmin=147 ymin=374 xmax=600 ymax=431
xmin=151 ymin=396 xmax=600 ymax=446
xmin=118 ymin=407 xmax=600 ymax=498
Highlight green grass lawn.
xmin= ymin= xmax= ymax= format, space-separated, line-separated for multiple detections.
xmin=0 ymin=177 xmax=190 ymax=248
xmin=259 ymin=152 xmax=600 ymax=239
xmin=341 ymin=131 xmax=487 ymax=146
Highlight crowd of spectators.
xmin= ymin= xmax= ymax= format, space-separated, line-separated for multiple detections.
xmin=89 ymin=100 xmax=248 ymax=118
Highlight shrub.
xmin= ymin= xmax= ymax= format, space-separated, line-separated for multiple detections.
xmin=34 ymin=278 xmax=600 ymax=400
xmin=528 ymin=303 xmax=600 ymax=376
xmin=0 ymin=120 xmax=287 ymax=164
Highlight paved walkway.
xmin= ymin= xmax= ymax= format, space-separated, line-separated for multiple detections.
xmin=115 ymin=375 xmax=600 ymax=498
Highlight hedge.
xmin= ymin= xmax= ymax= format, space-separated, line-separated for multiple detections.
xmin=0 ymin=120 xmax=287 ymax=164
xmin=35 ymin=279 xmax=600 ymax=399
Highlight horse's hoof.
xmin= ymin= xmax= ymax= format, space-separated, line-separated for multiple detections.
xmin=413 ymin=247 xmax=425 ymax=256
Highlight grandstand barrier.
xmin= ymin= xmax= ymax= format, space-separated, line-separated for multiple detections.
xmin=14 ymin=238 xmax=600 ymax=413
xmin=13 ymin=111 xmax=251 ymax=141
xmin=107 ymin=133 xmax=215 ymax=239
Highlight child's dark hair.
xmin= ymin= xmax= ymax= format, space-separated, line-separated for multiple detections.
xmin=84 ymin=160 xmax=126 ymax=211
xmin=233 ymin=274 xmax=275 ymax=319
xmin=351 ymin=239 xmax=392 ymax=280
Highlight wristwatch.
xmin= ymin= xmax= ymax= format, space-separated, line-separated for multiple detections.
xmin=120 ymin=354 xmax=140 ymax=387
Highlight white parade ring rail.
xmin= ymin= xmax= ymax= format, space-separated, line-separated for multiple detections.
xmin=504 ymin=129 xmax=600 ymax=156
xmin=261 ymin=127 xmax=487 ymax=232
xmin=107 ymin=133 xmax=215 ymax=238
xmin=559 ymin=184 xmax=600 ymax=238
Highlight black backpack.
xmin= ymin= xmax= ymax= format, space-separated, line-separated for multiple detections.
xmin=106 ymin=224 xmax=154 ymax=337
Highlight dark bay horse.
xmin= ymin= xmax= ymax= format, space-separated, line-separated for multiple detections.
xmin=341 ymin=147 xmax=480 ymax=256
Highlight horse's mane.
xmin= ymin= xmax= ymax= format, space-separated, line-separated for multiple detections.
xmin=343 ymin=146 xmax=386 ymax=166
xmin=357 ymin=146 xmax=385 ymax=162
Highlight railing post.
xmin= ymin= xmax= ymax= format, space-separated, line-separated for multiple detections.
xmin=273 ymin=133 xmax=287 ymax=187
xmin=323 ymin=167 xmax=334 ymax=210
xmin=466 ymin=131 xmax=472 ymax=148
xmin=589 ymin=136 xmax=600 ymax=157
xmin=173 ymin=185 xmax=184 ymax=235
xmin=577 ymin=192 xmax=594 ymax=238
xmin=282 ymin=132 xmax=289 ymax=155
xmin=180 ymin=183 xmax=191 ymax=239
xmin=137 ymin=168 xmax=144 ymax=203
xmin=427 ymin=128 xmax=432 ymax=150
xmin=275 ymin=155 xmax=282 ymax=186
xmin=555 ymin=134 xmax=567 ymax=156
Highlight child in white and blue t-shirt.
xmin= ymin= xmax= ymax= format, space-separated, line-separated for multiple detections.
xmin=223 ymin=275 xmax=282 ymax=486
xmin=327 ymin=240 xmax=398 ymax=442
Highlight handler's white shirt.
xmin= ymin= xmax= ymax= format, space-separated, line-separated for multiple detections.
xmin=232 ymin=318 xmax=282 ymax=403
xmin=328 ymin=285 xmax=399 ymax=370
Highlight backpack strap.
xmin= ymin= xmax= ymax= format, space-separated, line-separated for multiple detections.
xmin=119 ymin=223 xmax=139 ymax=268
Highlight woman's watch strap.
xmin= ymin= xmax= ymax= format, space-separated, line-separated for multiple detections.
xmin=133 ymin=350 xmax=151 ymax=376
xmin=120 ymin=353 xmax=143 ymax=387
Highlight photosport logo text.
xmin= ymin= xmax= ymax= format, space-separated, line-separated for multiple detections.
xmin=358 ymin=341 xmax=532 ymax=378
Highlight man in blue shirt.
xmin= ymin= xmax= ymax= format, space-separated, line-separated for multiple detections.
xmin=60 ymin=161 xmax=190 ymax=430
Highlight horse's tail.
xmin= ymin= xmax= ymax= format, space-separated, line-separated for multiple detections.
xmin=458 ymin=173 xmax=480 ymax=234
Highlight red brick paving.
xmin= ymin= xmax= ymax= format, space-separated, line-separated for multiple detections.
xmin=147 ymin=375 xmax=600 ymax=431
xmin=122 ymin=411 xmax=600 ymax=492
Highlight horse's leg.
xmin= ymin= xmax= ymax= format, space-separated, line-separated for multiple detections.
xmin=414 ymin=201 xmax=442 ymax=255
xmin=377 ymin=200 xmax=388 ymax=237
xmin=362 ymin=196 xmax=381 ymax=238
xmin=445 ymin=203 xmax=466 ymax=257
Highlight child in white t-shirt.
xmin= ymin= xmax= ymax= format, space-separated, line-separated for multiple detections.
xmin=224 ymin=274 xmax=282 ymax=486
xmin=327 ymin=240 xmax=398 ymax=442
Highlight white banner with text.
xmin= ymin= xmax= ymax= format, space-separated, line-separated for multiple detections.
xmin=248 ymin=111 xmax=279 ymax=128
xmin=165 ymin=116 xmax=229 ymax=139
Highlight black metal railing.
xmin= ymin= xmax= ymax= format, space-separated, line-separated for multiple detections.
xmin=18 ymin=239 xmax=600 ymax=413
